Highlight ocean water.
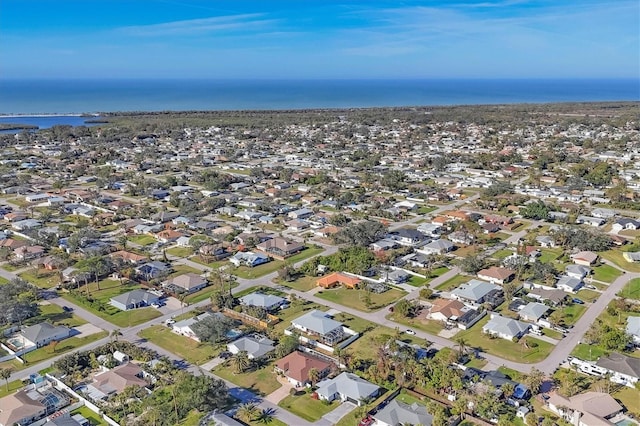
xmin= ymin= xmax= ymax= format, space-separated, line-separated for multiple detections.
xmin=0 ymin=78 xmax=638 ymax=115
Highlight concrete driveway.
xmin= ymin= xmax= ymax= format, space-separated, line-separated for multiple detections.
xmin=72 ymin=323 xmax=103 ymax=337
xmin=322 ymin=401 xmax=356 ymax=425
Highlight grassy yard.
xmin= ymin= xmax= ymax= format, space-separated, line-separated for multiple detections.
xmin=435 ymin=274 xmax=471 ymax=291
xmin=348 ymin=324 xmax=426 ymax=362
xmin=0 ymin=379 xmax=25 ymax=398
xmin=316 ymin=287 xmax=406 ymax=312
xmin=277 ymin=275 xmax=318 ymax=292
xmin=464 ymin=357 xmax=488 ymax=369
xmin=273 ymin=301 xmax=327 ymax=335
xmin=600 ymin=250 xmax=640 ymax=273
xmin=166 ymin=246 xmax=194 ymax=258
xmin=232 ymin=247 xmax=324 ymax=279
xmin=454 ymin=317 xmax=554 ymax=363
xmin=63 ymin=282 xmax=162 ymax=328
xmin=26 ymin=303 xmax=87 ymax=328
xmin=539 ymin=248 xmax=564 ymax=263
xmin=184 ymin=283 xmax=236 ymax=304
xmin=592 ymin=264 xmax=623 ymax=283
xmin=425 ymin=266 xmax=449 ymax=280
xmin=19 ymin=269 xmax=60 ymax=289
xmin=71 ymin=406 xmax=109 ymax=426
xmin=417 ymin=205 xmax=437 ymax=215
xmin=0 ymin=276 xmax=8 ymax=285
xmin=620 ymin=278 xmax=640 ymax=300
xmin=576 ymin=289 xmax=600 ymax=303
xmin=492 ymin=249 xmax=514 ymax=260
xmin=138 ymin=325 xmax=218 ymax=365
xmin=387 ymin=312 xmax=445 ymax=335
xmin=22 ymin=331 xmax=108 ymax=364
xmin=407 ymin=275 xmax=428 ymax=287
xmin=128 ymin=234 xmax=157 ymax=246
xmin=187 ymin=257 xmax=228 ymax=269
xmin=559 ymin=304 xmax=587 ymax=326
xmin=542 ymin=328 xmax=564 ymax=340
xmin=571 ymin=343 xmax=609 ymax=361
xmin=613 ymin=386 xmax=640 ymax=417
xmin=168 ymin=265 xmax=203 ymax=279
xmin=213 ymin=360 xmax=281 ymax=396
xmin=278 ymin=392 xmax=339 ymax=422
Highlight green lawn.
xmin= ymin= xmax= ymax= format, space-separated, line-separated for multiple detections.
xmin=539 ymin=248 xmax=564 ymax=263
xmin=387 ymin=312 xmax=445 ymax=335
xmin=26 ymin=303 xmax=87 ymax=328
xmin=138 ymin=325 xmax=218 ymax=365
xmin=454 ymin=317 xmax=554 ymax=363
xmin=316 ymin=287 xmax=406 ymax=312
xmin=278 ymin=392 xmax=339 ymax=422
xmin=332 ymin=313 xmax=377 ymax=334
xmin=71 ymin=406 xmax=109 ymax=426
xmin=571 ymin=343 xmax=609 ymax=362
xmin=492 ymin=249 xmax=514 ymax=260
xmin=464 ymin=357 xmax=488 ymax=369
xmin=576 ymin=289 xmax=600 ymax=303
xmin=559 ymin=304 xmax=587 ymax=326
xmin=184 ymin=284 xmax=235 ymax=304
xmin=0 ymin=379 xmax=24 ymax=398
xmin=277 ymin=275 xmax=318 ymax=292
xmin=213 ymin=360 xmax=281 ymax=396
xmin=395 ymin=390 xmax=426 ymax=406
xmin=620 ymin=278 xmax=640 ymax=300
xmin=19 ymin=269 xmax=60 ymax=289
xmin=592 ymin=264 xmax=622 ymax=283
xmin=417 ymin=205 xmax=437 ymax=215
xmin=613 ymin=386 xmax=640 ymax=417
xmin=166 ymin=246 xmax=194 ymax=258
xmin=63 ymin=286 xmax=162 ymax=328
xmin=168 ymin=265 xmax=203 ymax=279
xmin=407 ymin=275 xmax=428 ymax=287
xmin=600 ymin=250 xmax=640 ymax=273
xmin=425 ymin=266 xmax=449 ymax=280
xmin=246 ymin=418 xmax=287 ymax=426
xmin=128 ymin=234 xmax=157 ymax=246
xmin=542 ymin=328 xmax=564 ymax=340
xmin=348 ymin=324 xmax=425 ymax=362
xmin=435 ymin=274 xmax=471 ymax=291
xmin=232 ymin=247 xmax=324 ymax=279
xmin=22 ymin=331 xmax=108 ymax=364
xmin=187 ymin=257 xmax=228 ymax=269
xmin=0 ymin=276 xmax=8 ymax=285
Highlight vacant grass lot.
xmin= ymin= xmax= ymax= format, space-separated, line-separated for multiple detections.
xmin=621 ymin=278 xmax=640 ymax=300
xmin=168 ymin=265 xmax=203 ymax=279
xmin=278 ymin=392 xmax=338 ymax=422
xmin=576 ymin=289 xmax=600 ymax=303
xmin=387 ymin=312 xmax=445 ymax=335
xmin=213 ymin=360 xmax=281 ymax=396
xmin=316 ymin=287 xmax=406 ymax=312
xmin=232 ymin=247 xmax=324 ymax=279
xmin=128 ymin=234 xmax=157 ymax=246
xmin=539 ymin=248 xmax=564 ymax=263
xmin=22 ymin=331 xmax=108 ymax=365
xmin=188 ymin=257 xmax=228 ymax=269
xmin=435 ymin=274 xmax=471 ymax=291
xmin=277 ymin=275 xmax=318 ymax=292
xmin=138 ymin=325 xmax=218 ymax=365
xmin=19 ymin=269 xmax=60 ymax=289
xmin=454 ymin=317 xmax=554 ymax=363
xmin=571 ymin=343 xmax=608 ymax=361
xmin=27 ymin=304 xmax=87 ymax=328
xmin=166 ymin=246 xmax=193 ymax=258
xmin=592 ymin=264 xmax=623 ymax=283
xmin=63 ymin=280 xmax=162 ymax=327
xmin=559 ymin=304 xmax=587 ymax=326
xmin=492 ymin=249 xmax=514 ymax=260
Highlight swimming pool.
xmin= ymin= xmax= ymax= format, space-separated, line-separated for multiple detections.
xmin=7 ymin=337 xmax=26 ymax=349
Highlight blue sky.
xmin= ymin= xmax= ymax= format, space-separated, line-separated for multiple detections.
xmin=1 ymin=0 xmax=638 ymax=79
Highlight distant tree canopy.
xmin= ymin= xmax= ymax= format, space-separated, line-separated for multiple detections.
xmin=572 ymin=161 xmax=617 ymax=187
xmin=192 ymin=315 xmax=236 ymax=344
xmin=551 ymin=226 xmax=612 ymax=251
xmin=302 ymin=246 xmax=377 ymax=276
xmin=520 ymin=201 xmax=550 ymax=220
xmin=0 ymin=278 xmax=39 ymax=325
xmin=380 ymin=169 xmax=407 ymax=191
xmin=332 ymin=220 xmax=387 ymax=247
xmin=483 ymin=181 xmax=514 ymax=197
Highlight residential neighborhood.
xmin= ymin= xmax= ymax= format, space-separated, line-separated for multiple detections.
xmin=0 ymin=103 xmax=639 ymax=426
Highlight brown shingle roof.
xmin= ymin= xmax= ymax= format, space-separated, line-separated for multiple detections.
xmin=275 ymin=351 xmax=332 ymax=384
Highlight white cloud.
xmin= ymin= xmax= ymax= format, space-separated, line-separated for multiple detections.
xmin=116 ymin=13 xmax=277 ymax=36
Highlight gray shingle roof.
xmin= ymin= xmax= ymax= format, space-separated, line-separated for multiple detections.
xmin=373 ymin=399 xmax=433 ymax=426
xmin=451 ymin=280 xmax=500 ymax=302
xmin=293 ymin=310 xmax=343 ymax=335
xmin=316 ymin=372 xmax=379 ymax=402
xmin=21 ymin=323 xmax=70 ymax=345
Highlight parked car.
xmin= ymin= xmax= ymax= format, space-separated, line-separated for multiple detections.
xmin=405 ymin=329 xmax=416 ymax=335
xmin=572 ymin=298 xmax=584 ymax=304
xmin=219 ymin=351 xmax=232 ymax=359
xmin=62 ymin=306 xmax=73 ymax=312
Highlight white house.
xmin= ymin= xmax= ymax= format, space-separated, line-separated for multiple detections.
xmin=315 ymin=372 xmax=379 ymax=406
xmin=482 ymin=314 xmax=530 ymax=340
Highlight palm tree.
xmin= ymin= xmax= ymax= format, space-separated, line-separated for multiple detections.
xmin=308 ymin=367 xmax=320 ymax=386
xmin=0 ymin=368 xmax=11 ymax=391
xmin=110 ymin=329 xmax=122 ymax=343
xmin=454 ymin=337 xmax=468 ymax=362
xmin=236 ymin=403 xmax=259 ymax=423
xmin=232 ymin=351 xmax=251 ymax=374
xmin=258 ymin=408 xmax=275 ymax=424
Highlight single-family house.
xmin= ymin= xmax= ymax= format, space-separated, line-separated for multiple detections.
xmin=229 ymin=251 xmax=270 ymax=268
xmin=290 ymin=310 xmax=347 ymax=346
xmin=450 ymin=280 xmax=502 ymax=306
xmin=612 ymin=218 xmax=640 ymax=232
xmin=429 ymin=298 xmax=467 ymax=322
xmin=565 ymin=264 xmax=591 ymax=280
xmin=288 ymin=207 xmax=314 ymax=219
xmin=239 ymin=292 xmax=287 ymax=311
xmin=110 ymin=250 xmax=147 ymax=265
xmin=420 ymin=239 xmax=454 ymax=255
xmin=483 ymin=314 xmax=530 ymax=340
xmin=256 ymin=237 xmax=304 ymax=259
xmin=518 ymin=302 xmax=549 ymax=323
xmin=274 ymin=351 xmax=332 ymax=387
xmin=389 ymin=228 xmax=428 ymax=246
xmin=372 ymin=398 xmax=434 ymax=426
xmin=87 ymin=362 xmax=147 ymax=400
xmin=527 ymin=287 xmax=568 ymax=306
xmin=207 ymin=413 xmax=244 ymax=426
xmin=623 ymin=252 xmax=640 ymax=263
xmin=370 ymin=239 xmax=400 ymax=252
xmin=136 ymin=261 xmax=171 ymax=280
xmin=595 ymin=352 xmax=640 ymax=388
xmin=285 ymin=219 xmax=310 ymax=231
xmin=0 ymin=390 xmax=47 ymax=426
xmin=19 ymin=323 xmax=71 ymax=348
xmin=227 ymin=334 xmax=275 ymax=360
xmin=547 ymin=391 xmax=622 ymax=426
xmin=556 ymin=275 xmax=583 ymax=293
xmin=536 ymin=235 xmax=555 ymax=248
xmin=316 ymin=272 xmax=361 ymax=289
xmin=571 ymin=251 xmax=599 ymax=266
xmin=110 ymin=289 xmax=160 ymax=311
xmin=627 ymin=316 xmax=640 ymax=346
xmin=155 ymin=229 xmax=183 ymax=243
xmin=316 ymin=372 xmax=379 ymax=406
xmin=477 ymin=266 xmax=515 ymax=285
xmin=172 ymin=312 xmax=215 ymax=341
xmin=164 ymin=273 xmax=208 ymax=294
xmin=383 ymin=269 xmax=411 ymax=284
xmin=13 ymin=245 xmax=45 ymax=260
xmin=417 ymin=223 xmax=442 ymax=237
xmin=576 ymin=215 xmax=605 ymax=227
xmin=591 ymin=208 xmax=616 ymax=219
